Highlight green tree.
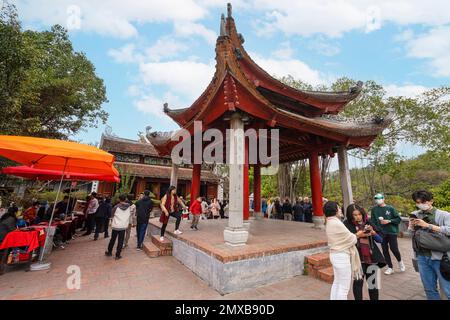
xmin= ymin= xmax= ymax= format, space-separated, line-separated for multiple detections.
xmin=0 ymin=2 xmax=108 ymax=139
xmin=433 ymin=178 xmax=450 ymax=212
xmin=275 ymin=75 xmax=449 ymax=201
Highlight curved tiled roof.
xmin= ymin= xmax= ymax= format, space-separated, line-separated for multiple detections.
xmin=100 ymin=134 xmax=169 ymax=158
xmin=114 ymin=162 xmax=219 ymax=183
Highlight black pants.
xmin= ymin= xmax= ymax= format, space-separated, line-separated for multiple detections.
xmin=107 ymin=229 xmax=125 ymax=257
xmin=160 ymin=211 xmax=181 ymax=237
xmin=85 ymin=214 xmax=95 ymax=234
xmin=104 ymin=218 xmax=109 ymax=237
xmin=304 ymin=212 xmax=313 ymax=223
xmin=381 ymin=234 xmax=402 ymax=268
xmin=94 ymin=217 xmax=107 ymax=240
xmin=353 ymin=264 xmax=380 ymax=300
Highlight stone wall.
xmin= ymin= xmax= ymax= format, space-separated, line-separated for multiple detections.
xmin=148 ymin=224 xmax=328 ymax=294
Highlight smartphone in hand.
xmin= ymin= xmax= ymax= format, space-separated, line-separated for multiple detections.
xmin=408 ymin=213 xmax=418 ymax=219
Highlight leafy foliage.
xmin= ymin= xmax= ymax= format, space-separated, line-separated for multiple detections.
xmin=0 ymin=3 xmax=108 ymax=139
xmin=433 ymin=178 xmax=450 ymax=212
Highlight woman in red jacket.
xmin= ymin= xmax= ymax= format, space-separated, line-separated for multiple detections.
xmin=189 ymin=196 xmax=203 ymax=231
xmin=160 ymin=186 xmax=187 ymax=240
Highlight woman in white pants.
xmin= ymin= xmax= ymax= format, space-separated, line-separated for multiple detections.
xmin=324 ymin=201 xmax=363 ymax=300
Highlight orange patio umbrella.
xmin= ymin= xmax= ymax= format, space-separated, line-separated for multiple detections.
xmin=0 ymin=135 xmax=119 ymax=269
xmin=0 ymin=135 xmax=118 ymax=176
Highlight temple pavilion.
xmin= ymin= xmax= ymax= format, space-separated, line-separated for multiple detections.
xmin=147 ymin=4 xmax=391 ymax=246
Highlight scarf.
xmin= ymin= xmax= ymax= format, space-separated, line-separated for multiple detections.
xmin=326 ymin=217 xmax=363 ymax=280
xmin=354 ymin=222 xmax=372 ymax=264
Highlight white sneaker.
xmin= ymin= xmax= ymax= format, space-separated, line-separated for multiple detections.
xmin=160 ymin=236 xmax=164 ymax=241
xmin=384 ymin=267 xmax=394 ymax=275
xmin=174 ymin=230 xmax=183 ymax=235
xmin=399 ymin=261 xmax=406 ymax=272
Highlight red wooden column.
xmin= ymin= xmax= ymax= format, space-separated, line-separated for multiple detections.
xmin=253 ymin=163 xmax=261 ymax=214
xmin=191 ymin=164 xmax=201 ymax=200
xmin=243 ymin=138 xmax=249 ymax=220
xmin=309 ymin=151 xmax=324 ymax=217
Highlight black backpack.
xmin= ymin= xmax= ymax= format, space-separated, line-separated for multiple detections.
xmin=441 ymin=253 xmax=450 ymax=281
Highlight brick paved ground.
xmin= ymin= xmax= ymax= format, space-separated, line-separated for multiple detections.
xmin=0 ymin=224 xmax=426 ymax=300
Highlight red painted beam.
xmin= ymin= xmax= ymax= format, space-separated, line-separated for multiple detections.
xmin=191 ymin=164 xmax=201 ymax=200
xmin=309 ymin=151 xmax=324 ymax=217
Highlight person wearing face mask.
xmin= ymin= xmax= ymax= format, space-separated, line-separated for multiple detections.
xmin=410 ymin=190 xmax=450 ymax=300
xmin=370 ymin=193 xmax=405 ymax=275
xmin=325 ymin=201 xmax=363 ymax=300
xmin=344 ymin=204 xmax=386 ymax=300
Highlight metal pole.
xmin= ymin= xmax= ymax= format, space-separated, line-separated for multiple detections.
xmin=64 ymin=184 xmax=72 ymax=221
xmin=38 ymin=158 xmax=68 ymax=262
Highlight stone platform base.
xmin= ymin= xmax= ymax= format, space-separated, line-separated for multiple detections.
xmin=148 ymin=218 xmax=328 ymax=294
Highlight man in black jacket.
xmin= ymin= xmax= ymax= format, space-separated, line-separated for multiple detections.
xmin=94 ymin=197 xmax=112 ymax=240
xmin=282 ymin=198 xmax=293 ymax=221
xmin=135 ymin=190 xmax=153 ymax=249
xmin=293 ymin=198 xmax=305 ymax=222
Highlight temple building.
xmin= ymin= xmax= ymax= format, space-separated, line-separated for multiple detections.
xmin=146 ymin=4 xmax=391 ymax=246
xmin=97 ymin=133 xmax=219 ymax=199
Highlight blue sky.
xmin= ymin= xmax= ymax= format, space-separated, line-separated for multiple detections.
xmin=13 ymin=1 xmax=450 ymax=163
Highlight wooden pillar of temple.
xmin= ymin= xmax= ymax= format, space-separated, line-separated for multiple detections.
xmin=135 ymin=178 xmax=146 ymax=198
xmin=309 ymin=151 xmax=325 ymax=228
xmin=191 ymin=164 xmax=201 ymax=201
xmin=253 ymin=163 xmax=261 ymax=218
xmin=243 ymin=137 xmax=249 ymax=220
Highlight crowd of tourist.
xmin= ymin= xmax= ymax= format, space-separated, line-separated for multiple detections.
xmin=263 ymin=196 xmax=313 ymax=222
xmin=1 ymin=184 xmax=449 ymax=300
xmin=324 ymin=190 xmax=450 ymax=301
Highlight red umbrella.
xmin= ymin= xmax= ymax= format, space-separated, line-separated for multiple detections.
xmin=1 ymin=166 xmax=120 ymax=182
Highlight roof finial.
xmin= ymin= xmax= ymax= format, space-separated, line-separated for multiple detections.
xmin=227 ymin=3 xmax=232 ymax=18
xmin=220 ymin=13 xmax=226 ymax=36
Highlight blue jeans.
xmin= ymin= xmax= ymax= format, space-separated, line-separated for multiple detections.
xmin=417 ymin=254 xmax=450 ymax=300
xmin=136 ymin=223 xmax=148 ymax=248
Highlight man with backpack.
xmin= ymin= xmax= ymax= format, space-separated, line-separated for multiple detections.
xmin=410 ymin=190 xmax=450 ymax=300
xmin=105 ymin=194 xmax=131 ymax=260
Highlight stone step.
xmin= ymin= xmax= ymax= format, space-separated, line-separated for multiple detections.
xmin=159 ymin=248 xmax=173 ymax=256
xmin=317 ymin=266 xmax=334 ymax=284
xmin=305 ymin=252 xmax=331 ymax=268
xmin=142 ymin=242 xmax=160 ymax=258
xmin=305 ymin=252 xmax=333 ymax=284
xmin=151 ymin=235 xmax=173 ymax=250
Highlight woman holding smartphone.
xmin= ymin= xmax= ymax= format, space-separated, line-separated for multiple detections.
xmin=344 ymin=204 xmax=386 ymax=300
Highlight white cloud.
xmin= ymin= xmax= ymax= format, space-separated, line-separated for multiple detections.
xmin=404 ymin=26 xmax=450 ymax=77
xmin=173 ymin=21 xmax=217 ymax=45
xmin=271 ymin=42 xmax=294 ymax=60
xmin=134 ymin=93 xmax=165 ymax=117
xmin=108 ymin=44 xmax=142 ymax=64
xmin=384 ymin=84 xmax=429 ymax=98
xmin=145 ymin=38 xmax=189 ymax=62
xmin=250 ymin=0 xmax=450 ymax=38
xmin=16 ymin=0 xmax=208 ymax=38
xmin=393 ymin=29 xmax=414 ymax=42
xmin=307 ymin=36 xmax=341 ymax=56
xmin=139 ymin=60 xmax=215 ymax=100
xmin=252 ymin=53 xmax=327 ymax=86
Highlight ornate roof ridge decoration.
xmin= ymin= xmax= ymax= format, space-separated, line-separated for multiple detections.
xmin=143 ymin=3 xmax=387 ymax=160
xmin=102 ymin=133 xmax=147 ymax=145
xmin=319 ymin=109 xmax=394 ymax=125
